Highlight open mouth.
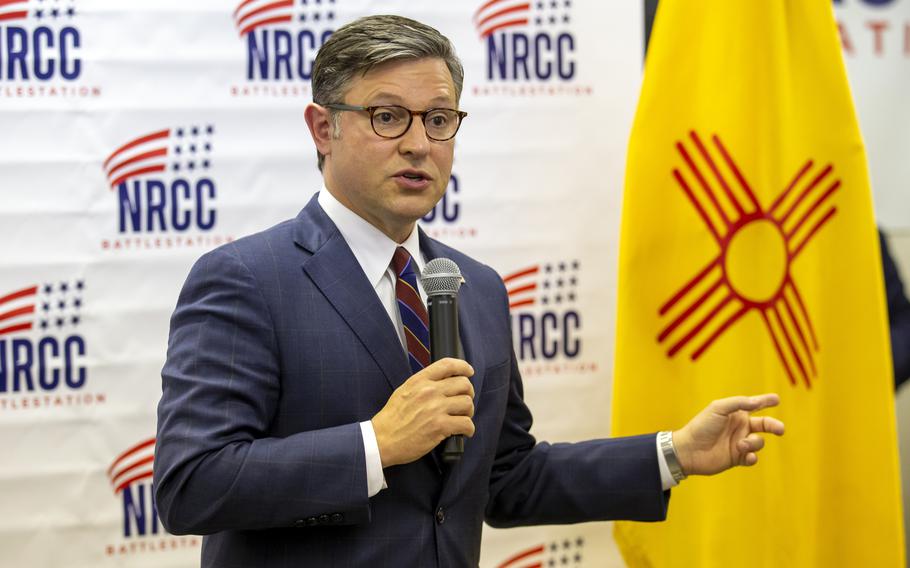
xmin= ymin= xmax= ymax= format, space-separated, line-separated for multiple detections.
xmin=397 ymin=170 xmax=429 ymax=181
xmin=394 ymin=170 xmax=432 ymax=188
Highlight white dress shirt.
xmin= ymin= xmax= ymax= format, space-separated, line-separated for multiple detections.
xmin=316 ymin=189 xmax=676 ymax=497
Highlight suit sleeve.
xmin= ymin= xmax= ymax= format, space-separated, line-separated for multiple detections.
xmin=154 ymin=246 xmax=370 ymax=535
xmin=482 ymin=276 xmax=669 ymax=527
xmin=880 ymin=230 xmax=910 ymax=389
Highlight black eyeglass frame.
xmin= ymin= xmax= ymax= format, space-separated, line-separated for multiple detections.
xmin=322 ymin=103 xmax=468 ymax=141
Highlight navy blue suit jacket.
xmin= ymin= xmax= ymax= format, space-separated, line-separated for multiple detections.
xmin=154 ymin=195 xmax=669 ymax=567
xmin=880 ymin=229 xmax=910 ymax=388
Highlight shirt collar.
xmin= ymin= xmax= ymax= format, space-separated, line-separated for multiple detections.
xmin=318 ymin=187 xmax=425 ymax=288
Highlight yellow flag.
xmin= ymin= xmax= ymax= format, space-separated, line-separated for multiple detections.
xmin=612 ymin=1 xmax=904 ymax=566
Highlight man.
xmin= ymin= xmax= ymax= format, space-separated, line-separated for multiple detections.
xmin=154 ymin=15 xmax=784 ymax=567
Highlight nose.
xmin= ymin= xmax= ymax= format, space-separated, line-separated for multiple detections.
xmin=397 ymin=116 xmax=431 ymax=157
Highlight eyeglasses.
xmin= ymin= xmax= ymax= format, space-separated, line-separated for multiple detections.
xmin=323 ymin=103 xmax=468 ymax=141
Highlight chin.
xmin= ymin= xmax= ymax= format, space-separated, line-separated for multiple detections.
xmin=398 ymin=194 xmax=442 ymax=215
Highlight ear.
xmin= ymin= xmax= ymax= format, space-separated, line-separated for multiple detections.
xmin=304 ymin=103 xmax=334 ymax=158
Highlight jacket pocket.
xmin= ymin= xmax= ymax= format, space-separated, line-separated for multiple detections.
xmin=480 ymin=358 xmax=511 ymax=393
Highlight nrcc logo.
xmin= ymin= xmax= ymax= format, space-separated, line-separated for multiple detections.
xmin=0 ymin=0 xmax=101 ymax=98
xmin=104 ymin=438 xmax=200 ymax=558
xmin=0 ymin=279 xmax=102 ymax=411
xmin=495 ymin=536 xmax=585 ymax=568
xmin=835 ymin=0 xmax=910 ymax=59
xmin=100 ymin=124 xmax=234 ymax=252
xmin=230 ymin=0 xmax=336 ymax=97
xmin=502 ymin=260 xmax=597 ymax=377
xmin=421 ymin=172 xmax=479 ymax=240
xmin=472 ymin=0 xmax=591 ymax=97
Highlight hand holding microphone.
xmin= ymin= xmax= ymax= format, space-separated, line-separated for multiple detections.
xmin=371 ymin=258 xmax=470 ymax=467
xmin=420 ymin=258 xmax=466 ymax=462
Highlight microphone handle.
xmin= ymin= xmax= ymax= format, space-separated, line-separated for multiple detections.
xmin=427 ymin=294 xmax=463 ymax=462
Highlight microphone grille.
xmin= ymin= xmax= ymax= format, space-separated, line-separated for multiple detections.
xmin=420 ymin=258 xmax=463 ymax=296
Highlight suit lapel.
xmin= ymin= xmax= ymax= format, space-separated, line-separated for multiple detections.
xmin=293 ymin=203 xmax=487 ymax=479
xmin=294 ymin=196 xmax=412 ymax=392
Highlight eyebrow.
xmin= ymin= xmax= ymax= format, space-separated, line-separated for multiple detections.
xmin=367 ymin=93 xmax=456 ymax=107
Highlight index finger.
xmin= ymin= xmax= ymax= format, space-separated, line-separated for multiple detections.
xmin=425 ymin=358 xmax=475 ymax=380
xmin=710 ymin=393 xmax=780 ymax=416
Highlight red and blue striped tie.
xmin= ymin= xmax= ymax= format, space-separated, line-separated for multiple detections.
xmin=392 ymin=247 xmax=431 ymax=374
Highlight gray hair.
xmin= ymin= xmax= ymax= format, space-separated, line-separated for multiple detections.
xmin=311 ymin=15 xmax=464 ymax=171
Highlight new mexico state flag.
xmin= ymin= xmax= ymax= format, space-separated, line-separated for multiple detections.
xmin=612 ymin=1 xmax=904 ymax=566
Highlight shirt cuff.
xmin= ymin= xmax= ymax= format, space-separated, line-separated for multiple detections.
xmin=655 ymin=433 xmax=679 ymax=491
xmin=360 ymin=420 xmax=388 ymax=497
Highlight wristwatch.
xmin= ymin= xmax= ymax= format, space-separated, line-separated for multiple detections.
xmin=658 ymin=430 xmax=687 ymax=483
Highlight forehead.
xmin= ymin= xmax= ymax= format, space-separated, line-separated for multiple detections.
xmin=344 ymin=58 xmax=457 ymax=106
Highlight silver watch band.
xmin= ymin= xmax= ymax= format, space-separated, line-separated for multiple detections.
xmin=658 ymin=430 xmax=687 ymax=483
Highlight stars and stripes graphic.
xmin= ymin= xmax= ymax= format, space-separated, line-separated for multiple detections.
xmin=108 ymin=438 xmax=155 ymax=494
xmin=0 ymin=281 xmax=84 ymax=337
xmin=658 ymin=131 xmax=837 ymax=387
xmin=473 ymin=0 xmax=572 ymax=39
xmin=0 ymin=285 xmax=38 ymax=337
xmin=0 ymin=0 xmax=30 ymax=22
xmin=0 ymin=0 xmax=77 ymax=23
xmin=392 ymin=247 xmax=431 ymax=373
xmin=496 ymin=537 xmax=585 ymax=568
xmin=103 ymin=125 xmax=214 ymax=190
xmin=233 ymin=0 xmax=336 ymax=37
xmin=503 ymin=261 xmax=580 ymax=311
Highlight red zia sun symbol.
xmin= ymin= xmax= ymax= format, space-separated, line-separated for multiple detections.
xmin=657 ymin=131 xmax=840 ymax=388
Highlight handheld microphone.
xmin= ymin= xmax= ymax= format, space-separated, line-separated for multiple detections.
xmin=420 ymin=258 xmax=465 ymax=463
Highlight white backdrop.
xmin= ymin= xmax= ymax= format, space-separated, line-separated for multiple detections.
xmin=0 ymin=1 xmax=906 ymax=567
xmin=838 ymin=0 xmax=910 ymax=229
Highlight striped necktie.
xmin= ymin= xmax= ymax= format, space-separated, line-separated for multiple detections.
xmin=392 ymin=247 xmax=431 ymax=374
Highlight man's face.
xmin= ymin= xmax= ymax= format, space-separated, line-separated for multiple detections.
xmin=321 ymin=57 xmax=457 ymax=242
